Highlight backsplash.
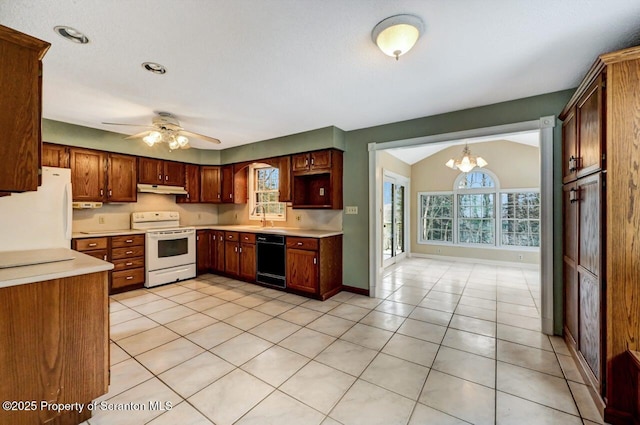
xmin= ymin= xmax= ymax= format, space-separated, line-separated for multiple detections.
xmin=72 ymin=194 xmax=342 ymax=232
xmin=72 ymin=193 xmax=218 ymax=232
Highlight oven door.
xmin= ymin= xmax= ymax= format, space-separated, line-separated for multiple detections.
xmin=146 ymin=229 xmax=196 ymax=271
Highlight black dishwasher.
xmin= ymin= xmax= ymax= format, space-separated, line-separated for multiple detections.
xmin=256 ymin=234 xmax=286 ymax=288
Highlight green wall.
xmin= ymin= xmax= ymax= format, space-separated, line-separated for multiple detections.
xmin=342 ymin=89 xmax=574 ymax=335
xmin=43 ymin=89 xmax=574 ymax=334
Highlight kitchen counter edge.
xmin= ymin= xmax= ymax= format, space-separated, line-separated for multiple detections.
xmin=72 ymin=229 xmax=147 ymax=239
xmin=0 ymin=249 xmax=114 ymax=289
xmin=194 ymin=225 xmax=343 ymax=238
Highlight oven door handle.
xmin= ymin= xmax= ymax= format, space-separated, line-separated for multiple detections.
xmin=148 ymin=229 xmax=195 ymax=239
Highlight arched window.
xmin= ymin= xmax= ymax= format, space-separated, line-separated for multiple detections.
xmin=454 ymin=171 xmax=499 ymax=245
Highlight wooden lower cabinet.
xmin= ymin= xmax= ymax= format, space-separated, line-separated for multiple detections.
xmin=239 ymin=233 xmax=256 ymax=281
xmin=0 ymin=271 xmax=108 ymax=425
xmin=197 ymin=230 xmax=211 ymax=274
xmin=286 ymin=235 xmax=342 ymax=300
xmin=224 ymin=232 xmax=240 ymax=276
xmin=211 ymin=231 xmax=225 ymax=272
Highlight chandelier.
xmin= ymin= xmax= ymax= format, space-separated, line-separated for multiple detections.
xmin=143 ymin=130 xmax=189 ymax=150
xmin=445 ymin=144 xmax=488 ymax=173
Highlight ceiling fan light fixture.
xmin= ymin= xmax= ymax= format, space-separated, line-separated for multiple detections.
xmin=143 ymin=131 xmax=161 ymax=146
xmin=372 ymin=14 xmax=424 ymax=60
xmin=176 ymin=135 xmax=189 ymax=147
xmin=168 ymin=139 xmax=180 ymax=150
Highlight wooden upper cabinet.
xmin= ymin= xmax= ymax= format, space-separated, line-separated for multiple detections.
xmin=70 ymin=148 xmax=107 ymax=202
xmin=107 ymin=153 xmax=137 ymax=202
xmin=278 ymin=156 xmax=292 ymax=202
xmin=200 ymin=166 xmax=221 ymax=202
xmin=177 ymin=164 xmax=200 ymax=203
xmin=42 ymin=143 xmax=69 ymax=168
xmin=292 ymin=149 xmax=343 ymax=209
xmin=562 ymin=108 xmax=577 ymax=183
xmin=164 ymin=161 xmax=185 ymax=186
xmin=221 ymin=164 xmax=234 ymax=203
xmin=0 ymin=25 xmax=50 ymax=192
xmin=310 ymin=150 xmax=331 ymax=171
xmin=576 ymin=74 xmax=604 ymax=178
xmin=138 ymin=157 xmax=163 ymax=184
xmin=292 ymin=153 xmax=310 ymax=173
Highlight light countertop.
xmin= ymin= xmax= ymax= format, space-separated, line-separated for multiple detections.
xmin=0 ymin=248 xmax=114 ymax=289
xmin=72 ymin=229 xmax=146 ymax=239
xmin=194 ymin=225 xmax=343 ymax=238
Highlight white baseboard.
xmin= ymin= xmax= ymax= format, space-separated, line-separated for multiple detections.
xmin=409 ymin=252 xmax=540 ymax=270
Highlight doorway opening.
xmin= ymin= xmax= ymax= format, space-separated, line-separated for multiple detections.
xmin=382 ymin=171 xmax=409 ymax=268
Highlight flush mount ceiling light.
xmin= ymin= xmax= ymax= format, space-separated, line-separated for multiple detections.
xmin=53 ymin=26 xmax=89 ymax=44
xmin=142 ymin=62 xmax=167 ymax=74
xmin=445 ymin=143 xmax=488 ymax=173
xmin=371 ymin=14 xmax=424 ymax=60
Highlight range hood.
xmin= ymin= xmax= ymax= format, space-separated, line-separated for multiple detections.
xmin=72 ymin=201 xmax=103 ymax=209
xmin=137 ymin=184 xmax=188 ymax=195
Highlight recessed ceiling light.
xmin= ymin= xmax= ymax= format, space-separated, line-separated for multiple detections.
xmin=142 ymin=62 xmax=167 ymax=75
xmin=53 ymin=26 xmax=89 ymax=44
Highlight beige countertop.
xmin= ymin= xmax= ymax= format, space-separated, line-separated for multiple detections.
xmin=72 ymin=229 xmax=146 ymax=239
xmin=0 ymin=248 xmax=114 ymax=289
xmin=194 ymin=224 xmax=343 ymax=238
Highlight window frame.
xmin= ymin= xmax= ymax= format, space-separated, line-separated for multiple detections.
xmin=248 ymin=163 xmax=287 ymax=222
xmin=416 ymin=191 xmax=454 ymax=245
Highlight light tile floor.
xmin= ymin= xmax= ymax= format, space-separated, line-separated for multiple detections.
xmin=82 ymin=258 xmax=606 ymax=425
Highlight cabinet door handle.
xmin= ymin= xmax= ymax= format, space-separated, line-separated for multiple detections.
xmin=108 ymin=189 xmax=112 ymax=197
xmin=165 ymin=175 xmax=169 ymax=181
xmin=297 ymin=242 xmax=303 ymax=246
xmin=100 ymin=189 xmax=104 ymax=196
xmin=569 ymin=188 xmax=579 ymax=203
xmin=212 ymin=235 xmax=216 ymax=241
xmin=239 ymin=247 xmax=242 ymax=253
xmin=228 ymin=235 xmax=233 ymax=239
xmin=125 ymin=250 xmax=133 ymax=255
xmin=125 ymin=239 xmax=133 ymax=243
xmin=158 ymin=174 xmax=162 ymax=181
xmin=88 ymin=243 xmax=97 ymax=247
xmin=313 ymin=257 xmax=317 ymax=265
xmin=187 ymin=193 xmax=190 ymax=199
xmin=234 ymin=246 xmax=238 ymax=253
xmin=305 ymin=158 xmax=308 ymax=166
xmin=126 ymin=276 xmax=134 ymax=280
xmin=218 ymin=194 xmax=221 ymax=198
xmin=103 ymin=255 xmax=107 ymax=261
xmin=125 ymin=262 xmax=133 ymax=266
xmin=311 ymin=157 xmax=314 ymax=165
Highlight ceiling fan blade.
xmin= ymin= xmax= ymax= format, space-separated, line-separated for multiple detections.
xmin=102 ymin=121 xmax=152 ymax=127
xmin=179 ymin=130 xmax=221 ymax=144
xmin=124 ymin=130 xmax=152 ymax=140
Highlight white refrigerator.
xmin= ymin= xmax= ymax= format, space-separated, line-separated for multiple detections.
xmin=0 ymin=166 xmax=72 ymax=252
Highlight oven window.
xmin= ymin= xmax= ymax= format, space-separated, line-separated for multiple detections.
xmin=158 ymin=238 xmax=188 ymax=258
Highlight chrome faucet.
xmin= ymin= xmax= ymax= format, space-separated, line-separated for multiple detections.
xmin=251 ymin=205 xmax=267 ymax=227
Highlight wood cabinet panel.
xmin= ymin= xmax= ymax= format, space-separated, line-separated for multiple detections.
xmin=82 ymin=249 xmax=109 ymax=262
xmin=74 ymin=237 xmax=108 ymax=251
xmin=0 ymin=26 xmax=49 ymax=193
xmin=225 ymin=231 xmax=239 ymax=242
xmin=221 ymin=165 xmax=234 ymax=203
xmin=70 ymin=148 xmax=106 ymax=202
xmin=200 ymin=166 xmax=221 ymax=202
xmin=224 ymin=241 xmax=240 ymax=275
xmin=111 ymin=245 xmax=145 ymax=260
xmin=579 ymin=271 xmax=601 ymax=384
xmin=239 ymin=242 xmax=256 ymax=281
xmin=111 ymin=234 xmax=145 ymax=248
xmin=286 ymin=248 xmax=317 ymax=293
xmin=177 ymin=164 xmax=200 ymax=203
xmin=211 ymin=231 xmax=225 ymax=272
xmin=577 ymin=173 xmax=601 ymax=278
xmin=286 ymin=237 xmax=319 ymax=250
xmin=292 ymin=149 xmax=343 ymax=209
xmin=310 ymin=150 xmax=331 ymax=171
xmin=42 ymin=143 xmax=69 ymax=168
xmin=138 ymin=157 xmax=163 ymax=184
xmin=112 ymin=268 xmax=145 ymax=290
xmin=562 ymin=109 xmax=577 ymax=183
xmin=240 ymin=233 xmax=256 ymax=244
xmin=292 ymin=153 xmax=309 ymax=172
xmin=197 ymin=230 xmax=211 ymax=274
xmin=111 ymin=257 xmax=145 ymax=272
xmin=164 ymin=161 xmax=185 ymax=186
xmin=0 ymin=272 xmax=108 ymax=425
xmin=107 ymin=153 xmax=137 ymax=202
xmin=577 ymin=76 xmax=604 ymax=178
xmin=278 ymin=156 xmax=292 ymax=202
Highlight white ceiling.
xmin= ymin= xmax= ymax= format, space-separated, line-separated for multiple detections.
xmin=2 ymin=1 xmax=639 ymax=150
xmin=385 ymin=130 xmax=540 ymax=165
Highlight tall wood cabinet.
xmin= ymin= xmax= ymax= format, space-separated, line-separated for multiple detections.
xmin=560 ymin=45 xmax=640 ymax=425
xmin=0 ymin=25 xmax=50 ymax=193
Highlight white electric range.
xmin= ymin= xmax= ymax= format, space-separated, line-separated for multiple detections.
xmin=131 ymin=211 xmax=196 ymax=288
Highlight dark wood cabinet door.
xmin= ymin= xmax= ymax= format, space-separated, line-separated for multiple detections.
xmin=0 ymin=27 xmax=49 ymax=193
xmin=286 ymin=248 xmax=317 ymax=293
xmin=292 ymin=153 xmax=309 ymax=172
xmin=278 ymin=156 xmax=292 ymax=202
xmin=239 ymin=243 xmax=256 ymax=281
xmin=579 ymin=271 xmax=601 ymax=387
xmin=200 ymin=166 xmax=221 ymax=203
xmin=577 ymin=74 xmax=604 ymax=178
xmin=224 ymin=241 xmax=239 ymax=276
xmin=197 ymin=230 xmax=211 ymax=274
xmin=138 ymin=157 xmax=163 ymax=184
xmin=177 ymin=164 xmax=200 ymax=203
xmin=42 ymin=143 xmax=69 ymax=168
xmin=221 ymin=165 xmax=234 ymax=203
xmin=212 ymin=231 xmax=225 ymax=272
xmin=70 ymin=148 xmax=106 ymax=202
xmin=164 ymin=161 xmax=185 ymax=186
xmin=577 ymin=173 xmax=602 ymax=278
xmin=310 ymin=150 xmax=331 ymax=171
xmin=563 ymin=182 xmax=579 ymax=344
xmin=562 ymin=108 xmax=577 ymax=183
xmin=107 ymin=153 xmax=137 ymax=202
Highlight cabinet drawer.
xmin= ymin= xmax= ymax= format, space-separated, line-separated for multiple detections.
xmin=112 ymin=234 xmax=145 ymax=248
xmin=75 ymin=237 xmax=108 ymax=251
xmin=112 ymin=257 xmax=145 ymax=272
xmin=225 ymin=231 xmax=239 ymax=242
xmin=112 ymin=268 xmax=145 ymax=289
xmin=112 ymin=245 xmax=145 ymax=260
xmin=240 ymin=233 xmax=256 ymax=244
xmin=83 ymin=249 xmax=109 ymax=261
xmin=286 ymin=237 xmax=318 ymax=250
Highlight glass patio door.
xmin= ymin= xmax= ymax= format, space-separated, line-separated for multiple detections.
xmin=383 ymin=173 xmax=407 ymax=267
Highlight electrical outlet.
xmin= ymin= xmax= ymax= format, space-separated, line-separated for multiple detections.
xmin=345 ymin=206 xmax=358 ymax=214
xmin=518 ymin=254 xmax=524 ymax=260
xmin=98 ymin=215 xmax=105 ymax=224
xmin=295 ymin=215 xmax=301 ymax=222
xmin=319 ymin=187 xmax=325 ymax=196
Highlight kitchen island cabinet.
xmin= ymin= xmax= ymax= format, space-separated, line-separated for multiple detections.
xmin=0 ymin=250 xmax=111 ymax=425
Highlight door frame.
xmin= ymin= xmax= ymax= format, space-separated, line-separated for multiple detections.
xmin=382 ymin=169 xmax=410 ymax=269
xmin=368 ymin=116 xmax=556 ymax=335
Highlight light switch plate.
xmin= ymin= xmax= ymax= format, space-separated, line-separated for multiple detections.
xmin=345 ymin=206 xmax=358 ymax=214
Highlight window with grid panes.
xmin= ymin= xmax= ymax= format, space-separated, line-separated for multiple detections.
xmin=418 ymin=193 xmax=453 ymax=243
xmin=500 ymin=192 xmax=540 ymax=247
xmin=249 ymin=164 xmax=286 ymax=221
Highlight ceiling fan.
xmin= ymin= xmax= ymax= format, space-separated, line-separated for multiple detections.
xmin=102 ymin=111 xmax=220 ymax=150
